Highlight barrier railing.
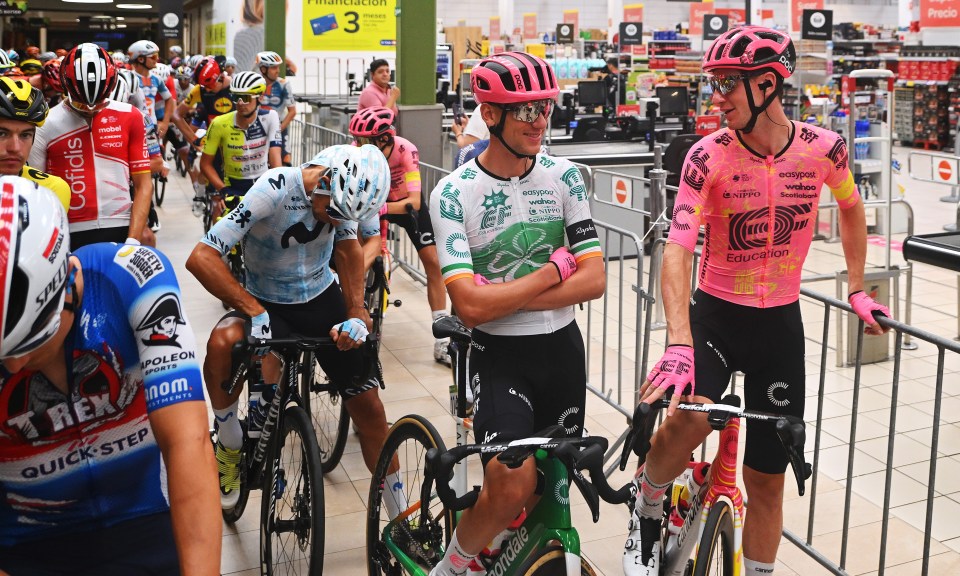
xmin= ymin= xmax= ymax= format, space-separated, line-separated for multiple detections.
xmin=288 ymin=120 xmax=352 ymax=167
xmin=908 ymin=149 xmax=960 ymax=215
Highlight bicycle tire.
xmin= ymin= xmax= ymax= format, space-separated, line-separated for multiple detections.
xmin=367 ymin=415 xmax=450 ymax=576
xmin=692 ymin=501 xmax=735 ymax=576
xmin=302 ymin=358 xmax=350 ymax=473
xmin=514 ymin=544 xmax=597 ymax=576
xmin=154 ymin=176 xmax=166 ymax=206
xmin=176 ymin=153 xmax=187 ymax=177
xmin=260 ymin=405 xmax=325 ymax=576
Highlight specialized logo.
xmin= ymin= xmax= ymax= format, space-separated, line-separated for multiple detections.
xmin=561 ymin=166 xmax=587 ymax=201
xmin=113 ymin=245 xmax=165 ymax=287
xmin=799 ymin=126 xmax=820 ymax=144
xmin=480 ymin=189 xmax=512 ymax=230
xmin=136 ymin=292 xmax=187 ymax=348
xmin=826 ymin=137 xmax=848 ymax=171
xmin=767 ymin=382 xmax=790 ymax=407
xmin=438 ymin=183 xmax=463 ymax=222
xmin=728 ymin=203 xmax=813 ymax=251
xmin=671 ymin=203 xmax=697 ymax=231
xmin=445 ymin=232 xmax=469 ymax=259
xmin=43 ymin=227 xmax=64 ymax=264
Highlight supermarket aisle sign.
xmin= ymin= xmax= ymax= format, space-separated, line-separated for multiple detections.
xmin=302 ymin=0 xmax=396 ymax=51
xmin=920 ymin=0 xmax=960 ymax=27
xmin=791 ymin=0 xmax=823 ymax=33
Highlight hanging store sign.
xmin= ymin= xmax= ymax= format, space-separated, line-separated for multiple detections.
xmin=489 ymin=16 xmax=500 ymax=39
xmin=557 ymin=24 xmax=575 ymax=44
xmin=522 ymin=13 xmax=537 ymax=39
xmin=801 ymin=9 xmax=833 ymax=40
xmin=689 ymin=3 xmax=714 ymax=36
xmin=619 ymin=22 xmax=643 ymax=45
xmin=791 ymin=0 xmax=824 ymax=33
xmin=0 ymin=1 xmax=25 ymax=16
xmin=920 ymin=0 xmax=960 ymax=27
xmin=703 ymin=14 xmax=729 ymax=40
xmin=302 ymin=0 xmax=397 ymax=51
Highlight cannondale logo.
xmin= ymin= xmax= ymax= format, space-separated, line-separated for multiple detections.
xmin=767 ymin=382 xmax=790 ymax=407
xmin=672 ymin=203 xmax=697 ymax=231
xmin=558 ymin=407 xmax=580 ymax=434
xmin=728 ymin=203 xmax=813 ymax=250
xmin=554 ymin=479 xmax=570 ymax=505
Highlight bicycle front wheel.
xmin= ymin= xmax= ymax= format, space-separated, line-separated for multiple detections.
xmin=303 ymin=358 xmax=350 ymax=473
xmin=515 ymin=545 xmax=598 ymax=576
xmin=367 ymin=415 xmax=450 ymax=576
xmin=260 ymin=406 xmax=325 ymax=576
xmin=692 ymin=501 xmax=735 ymax=576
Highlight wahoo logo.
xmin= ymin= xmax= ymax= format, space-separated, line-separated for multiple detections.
xmin=785 ymin=183 xmax=816 ymax=191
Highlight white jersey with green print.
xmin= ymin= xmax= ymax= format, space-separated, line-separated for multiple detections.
xmin=430 ymin=154 xmax=603 ymax=336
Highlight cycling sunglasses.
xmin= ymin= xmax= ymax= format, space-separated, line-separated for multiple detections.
xmin=67 ymin=95 xmax=109 ymax=114
xmin=706 ymin=74 xmax=754 ymax=96
xmin=232 ymin=94 xmax=259 ymax=105
xmin=499 ymin=99 xmax=554 ymax=123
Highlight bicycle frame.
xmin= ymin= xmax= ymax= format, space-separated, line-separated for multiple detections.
xmin=663 ymin=419 xmax=745 ymax=576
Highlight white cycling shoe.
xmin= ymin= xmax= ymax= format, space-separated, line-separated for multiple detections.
xmin=623 ymin=511 xmax=663 ymax=576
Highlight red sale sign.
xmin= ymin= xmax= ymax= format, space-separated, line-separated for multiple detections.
xmin=921 ymin=0 xmax=960 ymax=27
xmin=624 ymin=3 xmax=644 ymax=22
xmin=696 ymin=115 xmax=722 ymax=135
xmin=791 ymin=0 xmax=824 ymax=31
xmin=523 ymin=13 xmax=537 ymax=39
xmin=490 ymin=16 xmax=500 ymax=39
xmin=689 ymin=3 xmax=714 ymax=36
xmin=563 ymin=9 xmax=579 ymax=35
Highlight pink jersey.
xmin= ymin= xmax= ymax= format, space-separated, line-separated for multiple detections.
xmin=386 ymin=135 xmax=421 ymax=202
xmin=29 ymin=100 xmax=151 ymax=233
xmin=668 ymin=122 xmax=859 ymax=308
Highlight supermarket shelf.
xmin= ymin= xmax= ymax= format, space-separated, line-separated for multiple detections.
xmin=648 ymin=39 xmax=692 ymax=43
xmin=833 ymin=56 xmax=882 ymax=61
xmin=854 ymin=159 xmax=884 ymax=174
xmin=833 ymin=38 xmax=901 ymax=43
xmin=896 ymin=80 xmax=951 ymax=86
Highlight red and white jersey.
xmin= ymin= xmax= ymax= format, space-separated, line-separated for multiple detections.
xmin=29 ymin=101 xmax=151 ymax=233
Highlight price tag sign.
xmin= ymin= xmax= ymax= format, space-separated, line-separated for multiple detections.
xmin=801 ymin=9 xmax=833 ymax=40
xmin=703 ymin=14 xmax=729 ymax=41
xmin=556 ymin=23 xmax=575 ymax=44
xmin=302 ymin=0 xmax=397 ymax=51
xmin=619 ymin=22 xmax=643 ymax=46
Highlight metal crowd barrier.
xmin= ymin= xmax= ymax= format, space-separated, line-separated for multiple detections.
xmin=908 ymin=149 xmax=960 ymax=216
xmin=288 ymin=120 xmax=352 ymax=167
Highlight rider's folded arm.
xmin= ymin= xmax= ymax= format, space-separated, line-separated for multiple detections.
xmin=445 ymin=266 xmax=561 ymax=328
xmin=521 ymin=254 xmax=605 ymax=310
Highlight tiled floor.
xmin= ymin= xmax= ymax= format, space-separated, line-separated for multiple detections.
xmin=152 ymin=144 xmax=960 ymax=575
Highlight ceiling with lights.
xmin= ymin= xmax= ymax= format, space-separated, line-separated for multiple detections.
xmin=10 ymin=0 xmax=160 ymax=24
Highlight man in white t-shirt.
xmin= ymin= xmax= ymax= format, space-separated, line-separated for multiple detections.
xmin=450 ymin=106 xmax=489 ymax=148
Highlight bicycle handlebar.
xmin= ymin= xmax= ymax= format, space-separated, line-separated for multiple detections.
xmin=619 ymin=394 xmax=812 ymax=496
xmin=424 ymin=431 xmax=636 ymax=523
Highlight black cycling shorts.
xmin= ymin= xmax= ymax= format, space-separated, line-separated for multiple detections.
xmin=71 ymin=226 xmax=128 ymax=249
xmin=164 ymin=126 xmax=187 ymax=151
xmin=471 ymin=321 xmax=587 ymax=467
xmin=223 ymin=282 xmax=377 ymax=400
xmin=0 ymin=512 xmax=179 ymax=575
xmin=689 ymin=289 xmax=806 ymax=474
xmin=383 ymin=203 xmax=436 ymax=251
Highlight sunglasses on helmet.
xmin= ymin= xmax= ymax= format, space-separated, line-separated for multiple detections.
xmin=499 ymin=99 xmax=554 ymax=123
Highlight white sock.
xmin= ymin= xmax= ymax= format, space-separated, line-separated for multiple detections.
xmin=743 ymin=558 xmax=776 ymax=575
xmin=635 ymin=467 xmax=672 ymax=520
xmin=382 ymin=471 xmax=408 ymax=520
xmin=432 ymin=310 xmax=447 ymax=321
xmin=431 ymin=530 xmax=476 ymax=576
xmin=213 ymin=401 xmax=242 ymax=450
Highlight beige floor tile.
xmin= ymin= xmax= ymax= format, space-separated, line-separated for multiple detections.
xmin=857 ymin=433 xmax=936 ymax=468
xmin=904 ymin=424 xmax=960 ymax=457
xmin=324 ymin=510 xmax=369 ymax=554
xmin=848 ymin=469 xmax=929 ymax=508
xmin=818 ymin=414 xmax=890 ymax=442
xmin=900 ymin=455 xmax=960 ymax=495
xmin=782 ymin=486 xmax=884 ymax=537
xmin=221 ymin=528 xmax=261 ymax=574
xmin=892 ymin=496 xmax=960 ymax=542
xmin=863 ymin=405 xmax=935 ymax=434
xmin=863 ymin=550 xmax=960 ymax=576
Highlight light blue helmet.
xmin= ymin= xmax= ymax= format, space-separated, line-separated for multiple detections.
xmin=326 ymin=144 xmax=390 ymax=221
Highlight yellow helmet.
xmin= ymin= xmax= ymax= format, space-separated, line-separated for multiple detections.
xmin=0 ymin=77 xmax=48 ymax=126
xmin=18 ymin=59 xmax=42 ymax=75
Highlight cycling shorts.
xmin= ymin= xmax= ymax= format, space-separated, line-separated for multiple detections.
xmin=383 ymin=204 xmax=435 ymax=251
xmin=164 ymin=126 xmax=187 ymax=151
xmin=71 ymin=226 xmax=128 ymax=249
xmin=223 ymin=282 xmax=378 ymax=400
xmin=470 ymin=321 xmax=586 ymax=467
xmin=0 ymin=512 xmax=178 ymax=575
xmin=689 ymin=289 xmax=806 ymax=474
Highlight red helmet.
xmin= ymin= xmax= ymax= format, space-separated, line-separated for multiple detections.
xmin=60 ymin=43 xmax=117 ymax=107
xmin=42 ymin=59 xmax=62 ymax=93
xmin=702 ymin=26 xmax=796 ymax=78
xmin=470 ymin=51 xmax=558 ymax=105
xmin=194 ymin=58 xmax=222 ymax=91
xmin=349 ymin=106 xmax=395 ymax=138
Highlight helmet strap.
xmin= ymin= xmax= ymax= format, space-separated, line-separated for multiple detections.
xmin=740 ymin=75 xmax=782 ymax=134
xmin=489 ymin=106 xmax=537 ymax=160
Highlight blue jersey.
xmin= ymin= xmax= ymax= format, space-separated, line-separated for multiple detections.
xmin=0 ymin=243 xmax=204 ymax=545
xmin=261 ymin=79 xmax=294 ymax=114
xmin=137 ymin=71 xmax=171 ymax=126
xmin=201 ymin=162 xmax=358 ymax=304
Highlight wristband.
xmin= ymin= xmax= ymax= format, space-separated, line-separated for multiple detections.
xmin=548 ymin=261 xmax=563 ymax=282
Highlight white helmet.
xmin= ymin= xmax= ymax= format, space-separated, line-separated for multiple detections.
xmin=111 ymin=51 xmax=127 ymax=65
xmin=230 ymin=71 xmax=266 ymax=95
xmin=152 ymin=62 xmax=171 ymax=81
xmin=186 ymin=54 xmax=204 ymax=68
xmin=256 ymin=51 xmax=283 ymax=68
xmin=169 ymin=45 xmax=183 ymax=56
xmin=224 ymin=56 xmax=238 ymax=68
xmin=324 ymin=144 xmax=390 ymax=221
xmin=128 ymin=40 xmax=160 ymax=60
xmin=109 ymin=70 xmax=131 ymax=102
xmin=0 ymin=176 xmax=71 ymax=358
xmin=117 ymin=68 xmax=142 ymax=98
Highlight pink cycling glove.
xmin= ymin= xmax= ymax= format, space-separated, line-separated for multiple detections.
xmin=379 ymin=203 xmax=389 ymax=217
xmin=474 ymin=274 xmax=491 ymax=286
xmin=548 ymin=247 xmax=577 ymax=282
xmin=646 ymin=344 xmax=695 ymax=397
xmin=849 ymin=290 xmax=890 ymax=326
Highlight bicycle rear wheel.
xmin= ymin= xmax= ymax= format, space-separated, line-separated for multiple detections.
xmin=692 ymin=501 xmax=735 ymax=576
xmin=303 ymin=357 xmax=349 ymax=473
xmin=367 ymin=415 xmax=450 ymax=576
xmin=515 ymin=545 xmax=597 ymax=575
xmin=260 ymin=405 xmax=324 ymax=576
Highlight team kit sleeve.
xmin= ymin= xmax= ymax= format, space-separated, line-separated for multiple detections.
xmin=126 ymin=107 xmax=152 ymax=175
xmin=666 ymin=141 xmax=712 ymax=253
xmin=281 ymin=80 xmax=296 ymax=109
xmin=555 ymin=158 xmax=602 ymax=262
xmin=402 ymin=144 xmax=422 ymax=194
xmin=430 ymin=176 xmax=474 ymax=285
xmin=185 ymin=85 xmax=201 ymax=107
xmin=358 ymin=213 xmax=381 ymax=239
xmin=267 ymin=110 xmax=283 ymax=147
xmin=114 ymin=245 xmax=205 ymax=412
xmin=27 ymin=118 xmax=49 ymax=171
xmin=201 ymin=174 xmax=283 ymax=256
xmin=202 ymin=117 xmax=223 ymax=156
xmin=824 ymin=133 xmax=861 ymax=210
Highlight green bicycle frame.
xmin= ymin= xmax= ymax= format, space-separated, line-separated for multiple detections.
xmin=380 ymin=448 xmax=586 ymax=576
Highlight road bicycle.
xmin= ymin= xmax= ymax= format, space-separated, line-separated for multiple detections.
xmin=152 ymin=171 xmax=167 ymax=207
xmin=620 ymin=397 xmax=812 ymax=576
xmin=212 ymin=335 xmax=327 ymax=576
xmin=366 ymin=316 xmax=637 ymax=576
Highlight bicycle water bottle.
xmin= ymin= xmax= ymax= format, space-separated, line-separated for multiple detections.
xmin=666 ymin=461 xmax=711 ymax=538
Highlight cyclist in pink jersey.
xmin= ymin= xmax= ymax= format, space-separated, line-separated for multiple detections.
xmin=348 ymin=106 xmax=451 ymax=364
xmin=622 ymin=27 xmax=892 ymax=576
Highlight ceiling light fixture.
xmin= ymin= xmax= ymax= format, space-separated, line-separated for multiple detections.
xmin=63 ymin=0 xmax=113 ymax=3
xmin=116 ymin=3 xmax=153 ymax=7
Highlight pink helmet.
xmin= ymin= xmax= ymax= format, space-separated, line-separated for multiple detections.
xmin=349 ymin=106 xmax=395 ymax=138
xmin=471 ymin=51 xmax=558 ymax=105
xmin=702 ymin=26 xmax=796 ymax=78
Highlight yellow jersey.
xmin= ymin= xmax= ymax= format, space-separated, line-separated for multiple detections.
xmin=19 ymin=166 xmax=71 ymax=213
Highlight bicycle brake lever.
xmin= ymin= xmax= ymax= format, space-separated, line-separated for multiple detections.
xmin=619 ymin=402 xmax=656 ymax=471
xmin=556 ymin=443 xmax=601 ymax=522
xmin=775 ymin=417 xmax=811 ymax=496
